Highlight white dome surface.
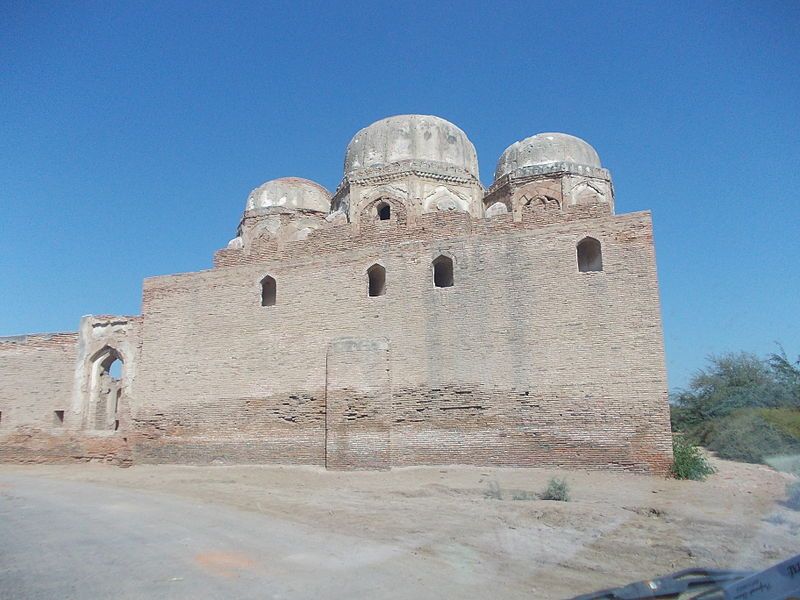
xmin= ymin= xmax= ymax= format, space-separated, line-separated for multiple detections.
xmin=245 ymin=178 xmax=331 ymax=213
xmin=344 ymin=115 xmax=479 ymax=179
xmin=494 ymin=133 xmax=601 ymax=181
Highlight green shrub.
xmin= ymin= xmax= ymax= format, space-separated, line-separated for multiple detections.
xmin=670 ymin=352 xmax=799 ymax=434
xmin=669 ymin=404 xmax=692 ymax=432
xmin=670 ymin=350 xmax=800 ymax=469
xmin=768 ymin=350 xmax=800 ymax=404
xmin=705 ymin=410 xmax=800 ymax=464
xmin=541 ymin=477 xmax=570 ymax=501
xmin=786 ymin=481 xmax=800 ymax=511
xmin=757 ymin=408 xmax=800 ymax=439
xmin=671 ymin=435 xmax=715 ymax=480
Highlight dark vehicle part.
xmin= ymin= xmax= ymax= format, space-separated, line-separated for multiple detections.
xmin=568 ymin=553 xmax=800 ymax=600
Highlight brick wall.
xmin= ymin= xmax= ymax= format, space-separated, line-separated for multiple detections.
xmin=0 ymin=333 xmax=77 ymax=431
xmin=0 ymin=330 xmax=135 ymax=464
xmin=128 ymin=208 xmax=672 ymax=473
xmin=325 ymin=338 xmax=392 ymax=470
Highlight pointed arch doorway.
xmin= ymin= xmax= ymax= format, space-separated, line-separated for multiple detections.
xmin=88 ymin=346 xmax=125 ymax=431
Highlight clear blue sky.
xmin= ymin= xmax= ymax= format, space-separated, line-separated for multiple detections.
xmin=2 ymin=1 xmax=798 ymax=389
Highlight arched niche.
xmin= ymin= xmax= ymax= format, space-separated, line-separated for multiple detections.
xmin=88 ymin=346 xmax=126 ymax=431
xmin=261 ymin=275 xmax=277 ymax=306
xmin=432 ymin=255 xmax=454 ymax=288
xmin=577 ymin=237 xmax=603 ymax=272
xmin=485 ymin=201 xmax=509 ymax=217
xmin=360 ymin=197 xmax=406 ymax=225
xmin=367 ymin=263 xmax=386 ymax=297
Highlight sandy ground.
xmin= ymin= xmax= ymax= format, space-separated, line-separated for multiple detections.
xmin=1 ymin=457 xmax=797 ymax=599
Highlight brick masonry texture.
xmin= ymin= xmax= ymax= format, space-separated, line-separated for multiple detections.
xmin=0 ymin=333 xmax=77 ymax=432
xmin=0 ymin=204 xmax=672 ymax=473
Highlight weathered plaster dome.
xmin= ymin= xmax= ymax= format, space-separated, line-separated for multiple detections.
xmin=494 ymin=133 xmax=601 ymax=180
xmin=245 ymin=177 xmax=331 ymax=213
xmin=344 ymin=114 xmax=479 ymax=179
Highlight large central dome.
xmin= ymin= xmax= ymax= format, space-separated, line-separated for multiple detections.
xmin=344 ymin=115 xmax=479 ymax=179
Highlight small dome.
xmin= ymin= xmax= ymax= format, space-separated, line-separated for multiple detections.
xmin=344 ymin=114 xmax=479 ymax=179
xmin=494 ymin=133 xmax=601 ymax=180
xmin=245 ymin=177 xmax=331 ymax=213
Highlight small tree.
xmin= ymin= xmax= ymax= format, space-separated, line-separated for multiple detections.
xmin=673 ymin=353 xmax=791 ymax=427
xmin=768 ymin=349 xmax=800 ymax=407
xmin=670 ymin=350 xmax=800 ymax=467
xmin=671 ymin=435 xmax=715 ymax=480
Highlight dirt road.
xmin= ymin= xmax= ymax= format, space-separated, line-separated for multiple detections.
xmin=0 ymin=457 xmax=797 ymax=599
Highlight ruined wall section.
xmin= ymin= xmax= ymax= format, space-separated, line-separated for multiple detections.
xmin=0 ymin=333 xmax=78 ymax=432
xmin=0 ymin=316 xmax=142 ymax=464
xmin=70 ymin=315 xmax=141 ymax=429
xmin=133 ymin=209 xmax=671 ymax=472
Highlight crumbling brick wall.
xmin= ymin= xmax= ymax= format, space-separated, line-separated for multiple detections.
xmin=0 ymin=333 xmax=77 ymax=431
xmin=0 ymin=333 xmax=82 ymax=462
xmin=129 ymin=209 xmax=672 ymax=473
xmin=0 ymin=317 xmax=142 ymax=464
xmin=0 ymin=206 xmax=672 ymax=473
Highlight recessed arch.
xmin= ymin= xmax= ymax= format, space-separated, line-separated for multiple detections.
xmin=485 ymin=201 xmax=509 ymax=217
xmin=432 ymin=255 xmax=454 ymax=288
xmin=569 ymin=181 xmax=605 ymax=205
xmin=261 ymin=275 xmax=277 ymax=306
xmin=367 ymin=263 xmax=386 ymax=297
xmin=577 ymin=237 xmax=603 ymax=272
xmin=89 ymin=345 xmax=124 ymax=377
xmin=360 ymin=196 xmax=405 ymax=225
xmin=422 ymin=186 xmax=470 ymax=214
xmin=87 ymin=345 xmax=125 ymax=431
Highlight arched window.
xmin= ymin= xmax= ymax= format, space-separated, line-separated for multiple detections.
xmin=88 ymin=346 xmax=124 ymax=432
xmin=577 ymin=237 xmax=603 ymax=272
xmin=108 ymin=358 xmax=122 ymax=379
xmin=367 ymin=264 xmax=386 ymax=297
xmin=261 ymin=275 xmax=277 ymax=306
xmin=376 ymin=201 xmax=391 ymax=221
xmin=432 ymin=255 xmax=454 ymax=288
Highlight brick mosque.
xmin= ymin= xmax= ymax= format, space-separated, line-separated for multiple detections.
xmin=0 ymin=115 xmax=673 ymax=473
